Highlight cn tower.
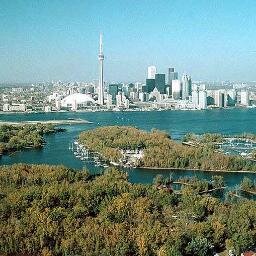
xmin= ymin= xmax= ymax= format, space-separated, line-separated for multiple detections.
xmin=98 ymin=33 xmax=104 ymax=105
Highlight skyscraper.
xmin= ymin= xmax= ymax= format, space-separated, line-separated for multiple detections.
xmin=181 ymin=74 xmax=192 ymax=100
xmin=146 ymin=78 xmax=155 ymax=93
xmin=240 ymin=90 xmax=249 ymax=106
xmin=192 ymin=84 xmax=207 ymax=109
xmin=108 ymin=84 xmax=121 ymax=104
xmin=147 ymin=66 xmax=157 ymax=79
xmin=198 ymin=90 xmax=207 ymax=109
xmin=172 ymin=80 xmax=182 ymax=100
xmin=155 ymin=74 xmax=166 ymax=94
xmin=215 ymin=90 xmax=227 ymax=108
xmin=98 ymin=33 xmax=104 ymax=105
xmin=168 ymin=68 xmax=178 ymax=84
xmin=168 ymin=68 xmax=178 ymax=95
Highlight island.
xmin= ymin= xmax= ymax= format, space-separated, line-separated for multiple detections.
xmin=78 ymin=126 xmax=256 ymax=172
xmin=0 ymin=123 xmax=65 ymax=155
xmin=240 ymin=177 xmax=256 ymax=195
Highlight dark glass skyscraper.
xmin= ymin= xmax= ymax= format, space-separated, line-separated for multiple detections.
xmin=155 ymin=74 xmax=166 ymax=94
xmin=146 ymin=79 xmax=155 ymax=93
xmin=108 ymin=84 xmax=120 ymax=103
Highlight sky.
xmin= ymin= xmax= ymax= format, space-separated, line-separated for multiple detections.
xmin=1 ymin=0 xmax=256 ymax=83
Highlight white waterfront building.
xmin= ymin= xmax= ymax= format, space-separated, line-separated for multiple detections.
xmin=198 ymin=90 xmax=207 ymax=109
xmin=192 ymin=84 xmax=207 ymax=110
xmin=240 ymin=90 xmax=249 ymax=106
xmin=61 ymin=93 xmax=95 ymax=110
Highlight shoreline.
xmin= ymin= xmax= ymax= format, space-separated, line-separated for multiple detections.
xmin=137 ymin=166 xmax=256 ymax=174
xmin=0 ymin=106 xmax=254 ymax=115
xmin=241 ymin=189 xmax=256 ymax=195
xmin=0 ymin=119 xmax=93 ymax=126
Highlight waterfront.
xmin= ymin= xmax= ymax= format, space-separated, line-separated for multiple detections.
xmin=0 ymin=108 xmax=256 ymax=188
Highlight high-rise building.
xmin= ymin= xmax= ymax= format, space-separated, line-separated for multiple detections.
xmin=168 ymin=68 xmax=178 ymax=83
xmin=192 ymin=85 xmax=199 ymax=106
xmin=226 ymin=89 xmax=237 ymax=106
xmin=240 ymin=90 xmax=249 ymax=106
xmin=172 ymin=80 xmax=182 ymax=100
xmin=181 ymin=74 xmax=192 ymax=100
xmin=106 ymin=94 xmax=113 ymax=109
xmin=168 ymin=68 xmax=178 ymax=95
xmin=108 ymin=84 xmax=120 ymax=104
xmin=116 ymin=92 xmax=129 ymax=108
xmin=146 ymin=79 xmax=155 ymax=93
xmin=155 ymin=74 xmax=166 ymax=94
xmin=98 ymin=33 xmax=104 ymax=105
xmin=147 ymin=66 xmax=157 ymax=79
xmin=215 ymin=90 xmax=227 ymax=108
xmin=198 ymin=90 xmax=207 ymax=110
xmin=192 ymin=84 xmax=207 ymax=109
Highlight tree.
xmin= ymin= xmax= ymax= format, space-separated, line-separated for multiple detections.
xmin=186 ymin=237 xmax=212 ymax=256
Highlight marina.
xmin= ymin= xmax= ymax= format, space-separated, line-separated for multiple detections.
xmin=219 ymin=137 xmax=256 ymax=158
xmin=69 ymin=140 xmax=110 ymax=168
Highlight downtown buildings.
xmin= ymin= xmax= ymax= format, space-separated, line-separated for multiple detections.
xmin=1 ymin=34 xmax=256 ymax=112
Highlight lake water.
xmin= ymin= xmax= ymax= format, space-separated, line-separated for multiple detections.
xmin=0 ymin=109 xmax=256 ymax=190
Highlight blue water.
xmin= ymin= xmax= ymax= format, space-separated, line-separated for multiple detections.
xmin=0 ymin=109 xmax=256 ymax=188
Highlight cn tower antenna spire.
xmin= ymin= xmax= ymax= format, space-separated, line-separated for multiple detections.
xmin=98 ymin=33 xmax=104 ymax=105
xmin=99 ymin=33 xmax=103 ymax=54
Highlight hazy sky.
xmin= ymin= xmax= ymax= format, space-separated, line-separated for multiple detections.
xmin=1 ymin=0 xmax=256 ymax=83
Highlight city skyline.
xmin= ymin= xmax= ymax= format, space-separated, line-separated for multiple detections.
xmin=1 ymin=1 xmax=256 ymax=83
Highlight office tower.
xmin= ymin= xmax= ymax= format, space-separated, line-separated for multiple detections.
xmin=188 ymin=76 xmax=192 ymax=95
xmin=146 ymin=78 xmax=155 ymax=93
xmin=168 ymin=68 xmax=178 ymax=83
xmin=181 ymin=74 xmax=192 ymax=100
xmin=226 ymin=89 xmax=237 ymax=106
xmin=108 ymin=84 xmax=119 ymax=104
xmin=240 ymin=90 xmax=249 ymax=106
xmin=168 ymin=68 xmax=178 ymax=95
xmin=155 ymin=74 xmax=166 ymax=94
xmin=116 ymin=92 xmax=129 ymax=108
xmin=147 ymin=66 xmax=157 ymax=79
xmin=215 ymin=90 xmax=227 ymax=108
xmin=198 ymin=90 xmax=207 ymax=109
xmin=139 ymin=92 xmax=149 ymax=102
xmin=192 ymin=85 xmax=199 ymax=106
xmin=98 ymin=33 xmax=104 ymax=105
xmin=172 ymin=80 xmax=182 ymax=100
xmin=116 ymin=92 xmax=123 ymax=107
xmin=106 ymin=94 xmax=113 ymax=109
xmin=192 ymin=84 xmax=207 ymax=109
